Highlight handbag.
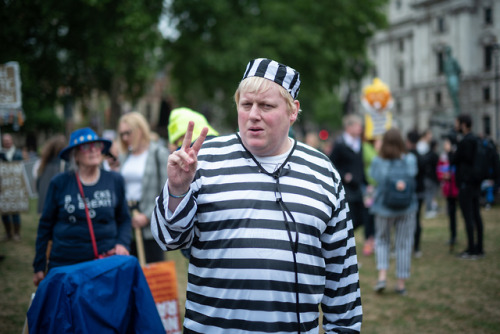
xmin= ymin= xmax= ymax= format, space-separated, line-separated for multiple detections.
xmin=75 ymin=172 xmax=104 ymax=259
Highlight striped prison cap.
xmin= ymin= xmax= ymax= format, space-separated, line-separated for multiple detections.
xmin=242 ymin=58 xmax=301 ymax=99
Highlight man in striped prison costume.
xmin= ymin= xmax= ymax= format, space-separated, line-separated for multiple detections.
xmin=151 ymin=58 xmax=362 ymax=333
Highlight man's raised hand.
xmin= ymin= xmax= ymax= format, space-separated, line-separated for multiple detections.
xmin=167 ymin=121 xmax=208 ymax=196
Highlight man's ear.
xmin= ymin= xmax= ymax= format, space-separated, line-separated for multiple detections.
xmin=290 ymin=100 xmax=300 ymax=124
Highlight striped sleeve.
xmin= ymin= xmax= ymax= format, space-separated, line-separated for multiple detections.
xmin=320 ymin=179 xmax=363 ymax=333
xmin=150 ymin=177 xmax=198 ymax=251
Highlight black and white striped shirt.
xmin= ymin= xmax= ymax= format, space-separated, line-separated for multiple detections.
xmin=152 ymin=134 xmax=362 ymax=334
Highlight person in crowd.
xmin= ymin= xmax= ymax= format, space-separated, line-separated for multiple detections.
xmin=370 ymin=128 xmax=418 ymax=296
xmin=447 ymin=114 xmax=484 ymax=259
xmin=479 ymin=136 xmax=499 ymax=209
xmin=329 ymin=114 xmax=368 ymax=231
xmin=406 ymin=130 xmax=425 ymax=258
xmin=32 ymin=128 xmax=131 ymax=286
xmin=151 ymin=58 xmax=362 ymax=333
xmin=416 ymin=128 xmax=432 ymax=156
xmin=305 ymin=131 xmax=320 ymax=150
xmin=361 ymin=136 xmax=380 ymax=256
xmin=1 ymin=133 xmax=24 ymax=241
xmin=35 ymin=134 xmax=67 ymax=214
xmin=117 ymin=112 xmax=169 ymax=264
xmin=422 ymin=139 xmax=440 ymax=218
xmin=329 ymin=114 xmax=372 ymax=257
xmin=167 ymin=107 xmax=219 ymax=153
xmin=102 ymin=139 xmax=121 ymax=172
xmin=436 ymin=136 xmax=459 ymax=253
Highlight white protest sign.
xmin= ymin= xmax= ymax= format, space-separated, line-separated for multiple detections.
xmin=0 ymin=61 xmax=22 ymax=109
xmin=0 ymin=161 xmax=30 ymax=213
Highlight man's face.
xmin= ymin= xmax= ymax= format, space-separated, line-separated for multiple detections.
xmin=237 ymin=83 xmax=298 ymax=157
xmin=347 ymin=122 xmax=362 ymax=138
xmin=2 ymin=135 xmax=13 ymax=149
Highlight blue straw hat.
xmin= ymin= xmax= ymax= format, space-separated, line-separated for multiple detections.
xmin=59 ymin=127 xmax=112 ymax=161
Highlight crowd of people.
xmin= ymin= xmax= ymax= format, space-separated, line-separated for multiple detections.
xmin=0 ymin=57 xmax=498 ymax=333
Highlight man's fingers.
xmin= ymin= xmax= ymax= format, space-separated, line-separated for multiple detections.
xmin=181 ymin=121 xmax=195 ymax=151
xmin=169 ymin=150 xmax=194 ymax=172
xmin=191 ymin=127 xmax=209 ymax=154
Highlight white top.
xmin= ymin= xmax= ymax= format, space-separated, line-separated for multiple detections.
xmin=254 ymin=142 xmax=292 ymax=174
xmin=342 ymin=132 xmax=361 ymax=153
xmin=121 ymin=150 xmax=148 ymax=201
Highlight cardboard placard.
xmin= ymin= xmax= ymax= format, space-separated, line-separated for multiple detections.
xmin=0 ymin=161 xmax=30 ymax=213
xmin=0 ymin=61 xmax=22 ymax=109
xmin=142 ymin=261 xmax=182 ymax=334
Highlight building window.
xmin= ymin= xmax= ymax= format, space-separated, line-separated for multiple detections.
xmin=437 ymin=50 xmax=444 ymax=74
xmin=398 ymin=67 xmax=405 ymax=88
xmin=485 ymin=45 xmax=494 ymax=71
xmin=483 ymin=86 xmax=491 ymax=102
xmin=485 ymin=7 xmax=493 ymax=25
xmin=437 ymin=16 xmax=445 ymax=33
xmin=395 ymin=0 xmax=402 ymax=10
xmin=436 ymin=91 xmax=442 ymax=106
xmin=399 ymin=39 xmax=404 ymax=52
xmin=395 ymin=99 xmax=402 ymax=114
xmin=483 ymin=115 xmax=491 ymax=136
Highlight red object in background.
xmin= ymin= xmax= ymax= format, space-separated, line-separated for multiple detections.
xmin=319 ymin=130 xmax=329 ymax=141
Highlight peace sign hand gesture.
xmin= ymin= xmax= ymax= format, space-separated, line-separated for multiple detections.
xmin=167 ymin=121 xmax=208 ymax=198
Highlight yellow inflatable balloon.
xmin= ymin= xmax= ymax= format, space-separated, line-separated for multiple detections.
xmin=361 ymin=78 xmax=393 ymax=140
xmin=362 ymin=78 xmax=393 ymax=113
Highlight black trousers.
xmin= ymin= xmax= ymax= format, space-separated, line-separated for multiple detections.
xmin=414 ymin=198 xmax=423 ymax=252
xmin=348 ymin=200 xmax=368 ymax=232
xmin=446 ymin=197 xmax=458 ymax=243
xmin=458 ymin=184 xmax=483 ymax=254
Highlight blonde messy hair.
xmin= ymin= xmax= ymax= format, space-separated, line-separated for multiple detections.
xmin=234 ymin=76 xmax=300 ymax=116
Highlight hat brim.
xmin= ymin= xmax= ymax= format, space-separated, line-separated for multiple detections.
xmin=59 ymin=139 xmax=112 ymax=161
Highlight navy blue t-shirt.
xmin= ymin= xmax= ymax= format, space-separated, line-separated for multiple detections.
xmin=33 ymin=170 xmax=131 ymax=272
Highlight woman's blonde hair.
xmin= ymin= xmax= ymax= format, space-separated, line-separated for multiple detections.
xmin=234 ymin=77 xmax=300 ymax=115
xmin=118 ymin=112 xmax=151 ymax=153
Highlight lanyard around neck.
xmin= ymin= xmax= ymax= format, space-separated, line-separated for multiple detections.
xmin=75 ymin=172 xmax=99 ymax=259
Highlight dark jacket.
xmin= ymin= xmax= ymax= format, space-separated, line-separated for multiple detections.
xmin=451 ymin=132 xmax=478 ymax=187
xmin=422 ymin=150 xmax=439 ymax=183
xmin=409 ymin=148 xmax=425 ymax=194
xmin=0 ymin=148 xmax=23 ymax=162
xmin=329 ymin=135 xmax=366 ymax=202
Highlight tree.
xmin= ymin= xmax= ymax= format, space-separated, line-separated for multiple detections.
xmin=163 ymin=0 xmax=388 ymax=131
xmin=0 ymin=0 xmax=165 ymax=134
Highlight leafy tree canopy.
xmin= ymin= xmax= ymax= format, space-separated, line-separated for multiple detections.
xmin=0 ymin=0 xmax=164 ymax=133
xmin=164 ymin=0 xmax=388 ymax=131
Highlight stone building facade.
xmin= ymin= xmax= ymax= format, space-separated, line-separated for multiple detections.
xmin=361 ymin=0 xmax=500 ymax=141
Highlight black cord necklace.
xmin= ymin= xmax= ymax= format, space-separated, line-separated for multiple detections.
xmin=236 ymin=133 xmax=302 ymax=333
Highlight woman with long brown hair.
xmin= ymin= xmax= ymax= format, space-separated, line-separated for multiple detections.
xmin=369 ymin=128 xmax=418 ymax=296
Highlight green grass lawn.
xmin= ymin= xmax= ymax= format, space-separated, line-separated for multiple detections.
xmin=1 ymin=198 xmax=499 ymax=333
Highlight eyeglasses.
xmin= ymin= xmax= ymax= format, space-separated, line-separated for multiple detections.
xmin=78 ymin=142 xmax=104 ymax=152
xmin=119 ymin=130 xmax=132 ymax=139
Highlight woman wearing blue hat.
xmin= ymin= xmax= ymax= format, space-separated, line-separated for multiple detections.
xmin=32 ymin=127 xmax=132 ymax=286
